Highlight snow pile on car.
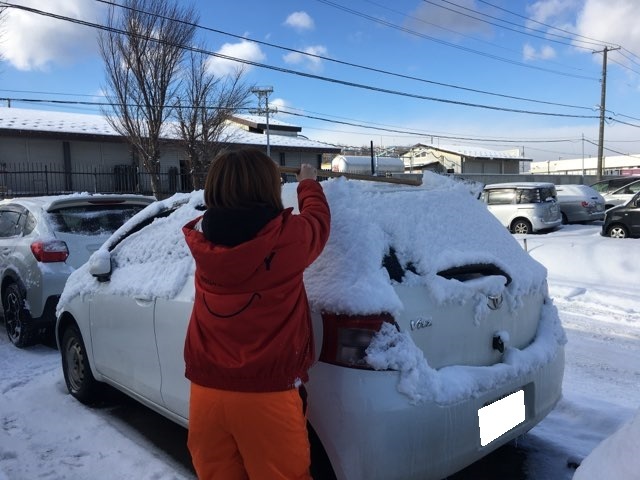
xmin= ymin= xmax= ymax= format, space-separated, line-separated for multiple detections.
xmin=283 ymin=172 xmax=549 ymax=318
xmin=60 ymin=172 xmax=548 ymax=318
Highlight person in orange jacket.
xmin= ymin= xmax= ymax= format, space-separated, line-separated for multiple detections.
xmin=182 ymin=147 xmax=331 ymax=480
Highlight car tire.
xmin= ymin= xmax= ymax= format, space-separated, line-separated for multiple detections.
xmin=61 ymin=323 xmax=101 ymax=404
xmin=3 ymin=283 xmax=36 ymax=348
xmin=607 ymin=224 xmax=628 ymax=239
xmin=511 ymin=219 xmax=532 ymax=234
xmin=561 ymin=212 xmax=569 ymax=225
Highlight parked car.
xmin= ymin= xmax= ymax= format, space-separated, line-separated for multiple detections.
xmin=480 ymin=182 xmax=562 ymax=234
xmin=601 ymin=179 xmax=640 ymax=209
xmin=590 ymin=175 xmax=640 ymax=194
xmin=601 ymin=192 xmax=640 ymax=238
xmin=0 ymin=194 xmax=154 ymax=347
xmin=55 ymin=177 xmax=565 ymax=480
xmin=554 ymin=184 xmax=606 ymax=224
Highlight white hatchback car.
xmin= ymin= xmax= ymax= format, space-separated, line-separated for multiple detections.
xmin=0 ymin=194 xmax=154 ymax=347
xmin=480 ymin=182 xmax=562 ymax=234
xmin=55 ymin=174 xmax=566 ymax=480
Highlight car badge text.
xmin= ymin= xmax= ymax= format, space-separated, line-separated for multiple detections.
xmin=410 ymin=317 xmax=433 ymax=331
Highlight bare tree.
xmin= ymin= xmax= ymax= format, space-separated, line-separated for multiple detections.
xmin=174 ymin=49 xmax=254 ymax=190
xmin=99 ymin=0 xmax=197 ymax=197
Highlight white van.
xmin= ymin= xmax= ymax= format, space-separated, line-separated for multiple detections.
xmin=481 ymin=182 xmax=562 ymax=234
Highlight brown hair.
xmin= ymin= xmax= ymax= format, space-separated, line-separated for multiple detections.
xmin=203 ymin=148 xmax=284 ymax=211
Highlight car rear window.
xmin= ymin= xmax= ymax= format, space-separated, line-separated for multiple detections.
xmin=48 ymin=204 xmax=146 ymax=235
xmin=516 ymin=187 xmax=556 ymax=203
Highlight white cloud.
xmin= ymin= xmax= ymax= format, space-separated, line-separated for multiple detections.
xmin=270 ymin=98 xmax=287 ymax=111
xmin=284 ymin=11 xmax=314 ymax=31
xmin=0 ymin=0 xmax=105 ymax=71
xmin=206 ymin=39 xmax=266 ymax=77
xmin=528 ymin=1 xmax=640 ymax=67
xmin=282 ymin=45 xmax=328 ymax=72
xmin=523 ymin=43 xmax=557 ymax=61
xmin=526 ymin=0 xmax=578 ymax=24
xmin=574 ymin=0 xmax=640 ymax=51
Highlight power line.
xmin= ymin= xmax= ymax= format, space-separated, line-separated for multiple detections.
xmin=584 ymin=138 xmax=633 ymax=156
xmin=5 ymin=95 xmax=636 ymax=158
xmin=279 ymin=109 xmax=579 ymax=143
xmin=450 ymin=0 xmax=640 ymax=77
xmin=0 ymin=1 xmax=601 ymax=119
xmin=312 ymin=0 xmax=598 ymax=81
xmin=92 ymin=0 xmax=595 ymax=111
xmin=476 ymin=0 xmax=620 ymax=49
xmin=0 ymin=95 xmax=583 ymax=145
xmin=360 ymin=0 xmax=546 ymax=62
xmin=435 ymin=0 xmax=613 ymax=49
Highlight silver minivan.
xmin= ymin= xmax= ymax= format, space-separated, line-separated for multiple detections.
xmin=481 ymin=182 xmax=562 ymax=234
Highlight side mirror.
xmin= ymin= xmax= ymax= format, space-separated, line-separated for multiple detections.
xmin=89 ymin=249 xmax=112 ymax=282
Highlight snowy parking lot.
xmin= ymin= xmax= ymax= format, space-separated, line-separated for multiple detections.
xmin=0 ymin=222 xmax=638 ymax=479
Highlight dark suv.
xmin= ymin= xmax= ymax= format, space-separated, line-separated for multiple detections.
xmin=601 ymin=192 xmax=640 ymax=238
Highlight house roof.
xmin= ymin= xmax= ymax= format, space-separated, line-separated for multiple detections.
xmin=231 ymin=114 xmax=301 ymax=133
xmin=408 ymin=143 xmax=531 ymax=161
xmin=0 ymin=107 xmax=339 ymax=153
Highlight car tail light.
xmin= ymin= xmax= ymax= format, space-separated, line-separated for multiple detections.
xmin=319 ymin=313 xmax=398 ymax=369
xmin=581 ymin=201 xmax=590 ymax=207
xmin=31 ymin=240 xmax=69 ymax=263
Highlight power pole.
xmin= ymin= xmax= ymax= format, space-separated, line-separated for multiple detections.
xmin=250 ymin=86 xmax=275 ymax=158
xmin=595 ymin=46 xmax=620 ymax=181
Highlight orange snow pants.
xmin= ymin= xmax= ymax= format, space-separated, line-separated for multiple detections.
xmin=187 ymin=383 xmax=311 ymax=480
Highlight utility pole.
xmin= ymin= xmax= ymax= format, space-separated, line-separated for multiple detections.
xmin=250 ymin=86 xmax=275 ymax=158
xmin=582 ymin=133 xmax=585 ymax=176
xmin=595 ymin=46 xmax=620 ymax=181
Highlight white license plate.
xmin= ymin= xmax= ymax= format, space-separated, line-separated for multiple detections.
xmin=478 ymin=390 xmax=526 ymax=446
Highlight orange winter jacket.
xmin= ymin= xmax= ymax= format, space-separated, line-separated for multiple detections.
xmin=182 ymin=179 xmax=330 ymax=392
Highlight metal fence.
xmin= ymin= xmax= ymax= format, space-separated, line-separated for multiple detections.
xmin=0 ymin=164 xmax=196 ymax=199
xmin=0 ymin=164 xmax=612 ymax=200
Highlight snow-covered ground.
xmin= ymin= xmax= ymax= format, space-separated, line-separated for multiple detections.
xmin=0 ymin=220 xmax=638 ymax=479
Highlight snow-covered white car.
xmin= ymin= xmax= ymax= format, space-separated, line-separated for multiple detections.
xmin=55 ymin=173 xmax=566 ymax=480
xmin=0 ymin=194 xmax=154 ymax=347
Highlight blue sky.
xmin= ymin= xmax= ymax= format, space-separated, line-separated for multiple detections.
xmin=2 ymin=0 xmax=640 ymax=162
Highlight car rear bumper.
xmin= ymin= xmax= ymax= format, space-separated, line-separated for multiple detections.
xmin=531 ymin=217 xmax=562 ymax=231
xmin=23 ymin=266 xmax=71 ymax=319
xmin=307 ymin=344 xmax=565 ymax=480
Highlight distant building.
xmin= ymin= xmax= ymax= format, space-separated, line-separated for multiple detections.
xmin=530 ymin=155 xmax=640 ymax=176
xmin=0 ymin=107 xmax=340 ymax=195
xmin=400 ymin=143 xmax=531 ymax=174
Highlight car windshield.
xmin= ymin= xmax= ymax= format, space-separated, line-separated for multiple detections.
xmin=48 ymin=204 xmax=147 ymax=235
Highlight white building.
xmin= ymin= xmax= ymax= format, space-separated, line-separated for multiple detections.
xmin=530 ymin=155 xmax=640 ymax=176
xmin=401 ymin=143 xmax=531 ymax=174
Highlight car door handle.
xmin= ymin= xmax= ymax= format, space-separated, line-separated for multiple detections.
xmin=133 ymin=296 xmax=154 ymax=306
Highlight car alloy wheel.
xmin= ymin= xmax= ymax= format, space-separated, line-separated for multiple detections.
xmin=512 ymin=220 xmax=532 ymax=235
xmin=3 ymin=284 xmax=35 ymax=348
xmin=607 ymin=225 xmax=628 ymax=239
